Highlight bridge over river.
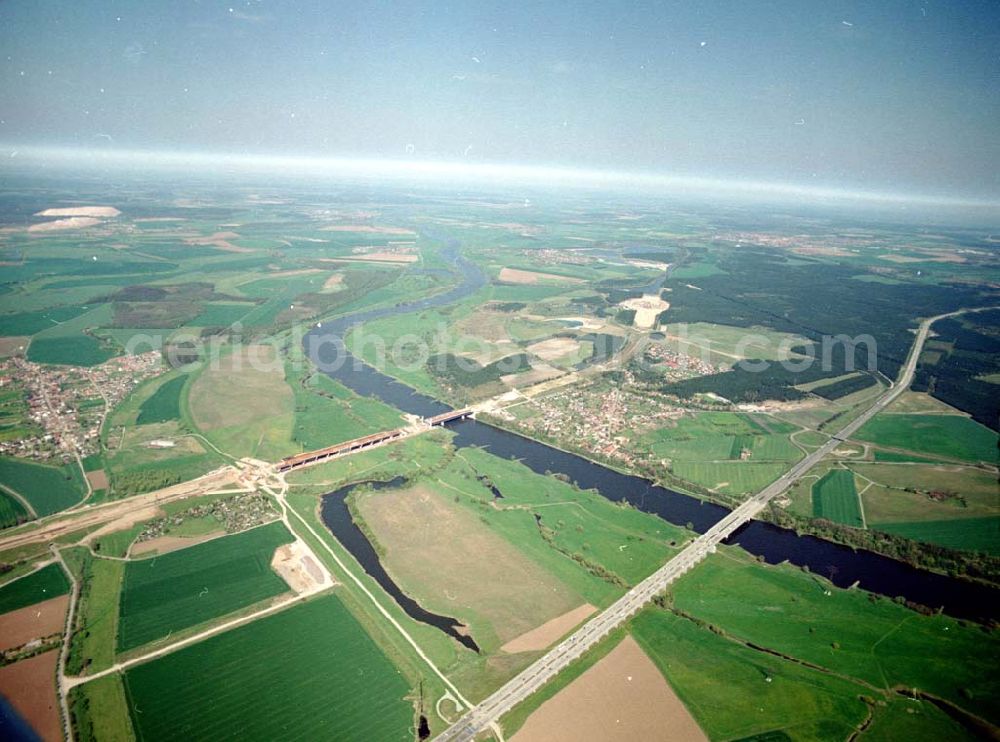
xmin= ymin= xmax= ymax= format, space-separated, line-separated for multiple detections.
xmin=432 ymin=309 xmax=969 ymax=741
xmin=292 ymin=247 xmax=995 ymax=740
xmin=275 ymin=409 xmax=474 ymax=472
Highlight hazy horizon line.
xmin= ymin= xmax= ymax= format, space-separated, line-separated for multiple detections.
xmin=4 ymin=144 xmax=999 ymax=213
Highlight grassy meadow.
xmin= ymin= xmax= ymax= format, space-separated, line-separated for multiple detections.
xmin=67 ymin=552 xmax=126 ymax=675
xmin=665 ymin=549 xmax=1000 ymax=727
xmin=70 ymin=674 xmax=135 ymax=742
xmin=187 ymin=344 xmax=297 ymax=460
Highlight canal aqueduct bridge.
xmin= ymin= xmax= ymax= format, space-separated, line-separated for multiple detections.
xmin=276 ymin=408 xmax=474 ymax=472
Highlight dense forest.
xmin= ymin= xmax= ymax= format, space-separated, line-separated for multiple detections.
xmin=912 ymin=310 xmax=1000 ymax=430
xmin=660 ymin=247 xmax=999 ymax=416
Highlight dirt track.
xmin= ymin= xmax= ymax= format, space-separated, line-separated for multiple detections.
xmin=0 ymin=468 xmax=242 ymax=553
xmin=499 ymin=267 xmax=583 ymax=284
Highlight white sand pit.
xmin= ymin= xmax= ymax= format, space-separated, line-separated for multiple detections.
xmin=527 ymin=337 xmax=583 ymax=361
xmin=35 ymin=206 xmax=121 ymax=218
xmin=619 ymin=294 xmax=670 ymax=329
xmin=271 ymin=539 xmax=332 ymax=593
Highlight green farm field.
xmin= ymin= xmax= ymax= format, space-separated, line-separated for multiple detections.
xmin=875 ymin=518 xmax=1000 ymax=555
xmin=871 ymin=449 xmax=939 ymax=463
xmin=117 ymin=521 xmax=293 ymax=651
xmin=0 ymin=456 xmax=85 ymax=516
xmin=664 ymin=548 xmax=1000 ymax=727
xmin=0 ymin=562 xmax=70 ymax=612
xmin=26 ymin=304 xmax=119 ymax=366
xmin=811 ymin=469 xmax=863 ymax=527
xmin=632 ymin=608 xmax=868 ymax=741
xmin=851 ymin=462 xmax=997 ymax=513
xmin=189 ymin=302 xmax=253 ymax=327
xmin=669 ymin=261 xmax=727 ymax=279
xmin=0 ymin=306 xmax=90 ymax=336
xmin=886 ymin=391 xmax=967 ymax=415
xmin=0 ymin=488 xmax=29 ymax=528
xmin=135 ymin=375 xmax=187 ymax=425
xmin=671 ymin=460 xmax=787 ymax=496
xmin=489 ymin=283 xmax=573 ymax=302
xmin=855 ymin=413 xmax=998 ymax=464
xmin=187 ymin=344 xmax=296 ymax=460
xmin=640 ymin=412 xmax=802 ymax=463
xmin=94 ymin=328 xmax=169 ymax=355
xmin=853 ymin=462 xmax=998 ymax=552
xmin=27 ymin=334 xmax=118 ymax=366
xmin=123 ymin=595 xmax=413 ymax=742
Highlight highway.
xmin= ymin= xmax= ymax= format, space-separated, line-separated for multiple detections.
xmin=434 ymin=310 xmax=962 ymax=742
xmin=4 ymin=307 xmax=979 ymax=742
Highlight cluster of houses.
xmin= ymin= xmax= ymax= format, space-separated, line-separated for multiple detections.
xmin=134 ymin=492 xmax=278 ymax=544
xmin=518 ymin=378 xmax=685 ymax=465
xmin=0 ymin=351 xmax=162 ymax=461
xmin=528 ymin=248 xmax=593 ymax=266
xmin=642 ymin=344 xmax=718 ymax=380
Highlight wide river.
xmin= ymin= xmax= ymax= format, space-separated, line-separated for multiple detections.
xmin=304 ymin=243 xmax=996 ymax=646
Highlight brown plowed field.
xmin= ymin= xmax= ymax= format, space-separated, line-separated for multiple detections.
xmin=510 ymin=635 xmax=707 ymax=742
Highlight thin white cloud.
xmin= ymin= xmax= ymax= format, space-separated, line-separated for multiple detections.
xmin=230 ymin=10 xmax=270 ymax=23
xmin=5 ymin=145 xmax=998 ymax=212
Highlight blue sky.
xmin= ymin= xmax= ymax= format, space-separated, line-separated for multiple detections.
xmin=1 ymin=1 xmax=998 ymax=199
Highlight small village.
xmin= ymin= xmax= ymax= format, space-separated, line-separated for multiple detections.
xmin=526 ymin=248 xmax=594 ymax=266
xmin=134 ymin=492 xmax=279 ymax=546
xmin=500 ymin=340 xmax=722 ymax=467
xmin=510 ymin=375 xmax=686 ymax=466
xmin=0 ymin=351 xmax=162 ymax=462
xmin=641 ymin=343 xmax=719 ymax=380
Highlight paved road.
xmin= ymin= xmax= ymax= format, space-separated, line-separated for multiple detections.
xmin=435 ymin=309 xmax=972 ymax=742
